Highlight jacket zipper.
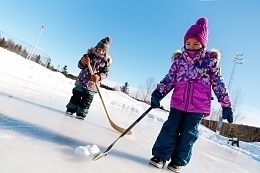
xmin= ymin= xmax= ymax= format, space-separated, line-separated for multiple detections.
xmin=185 ymin=81 xmax=191 ymax=111
xmin=184 ymin=63 xmax=191 ymax=111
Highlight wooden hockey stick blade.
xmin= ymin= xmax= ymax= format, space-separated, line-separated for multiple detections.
xmin=93 ymin=77 xmax=132 ymax=135
xmin=108 ymin=116 xmax=132 ymax=135
xmin=86 ymin=62 xmax=132 ymax=135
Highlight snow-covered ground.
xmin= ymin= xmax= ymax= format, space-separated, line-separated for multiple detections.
xmin=0 ymin=47 xmax=260 ymax=173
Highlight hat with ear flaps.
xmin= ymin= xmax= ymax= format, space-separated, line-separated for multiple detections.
xmin=184 ymin=17 xmax=209 ymax=47
xmin=95 ymin=37 xmax=112 ymax=52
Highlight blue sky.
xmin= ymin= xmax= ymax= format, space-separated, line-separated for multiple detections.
xmin=0 ymin=0 xmax=259 ymax=114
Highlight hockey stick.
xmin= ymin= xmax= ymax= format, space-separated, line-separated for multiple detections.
xmin=92 ymin=90 xmax=170 ymax=161
xmin=87 ymin=63 xmax=132 ymax=135
xmin=92 ymin=106 xmax=153 ymax=161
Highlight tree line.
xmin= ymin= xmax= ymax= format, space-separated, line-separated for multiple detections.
xmin=0 ymin=37 xmax=28 ymax=58
xmin=0 ymin=36 xmax=73 ymax=78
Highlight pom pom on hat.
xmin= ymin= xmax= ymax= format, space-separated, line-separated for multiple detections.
xmin=95 ymin=36 xmax=112 ymax=52
xmin=184 ymin=17 xmax=209 ymax=47
xmin=196 ymin=17 xmax=208 ymax=27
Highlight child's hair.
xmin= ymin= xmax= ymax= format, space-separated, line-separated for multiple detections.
xmin=86 ymin=47 xmax=112 ymax=66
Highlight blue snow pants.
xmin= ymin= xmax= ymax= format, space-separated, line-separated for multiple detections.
xmin=152 ymin=108 xmax=203 ymax=166
xmin=66 ymin=85 xmax=95 ymax=117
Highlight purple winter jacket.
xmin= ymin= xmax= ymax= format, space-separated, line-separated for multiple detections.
xmin=157 ymin=49 xmax=231 ymax=115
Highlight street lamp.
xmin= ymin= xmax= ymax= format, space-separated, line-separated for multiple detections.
xmin=216 ymin=53 xmax=244 ymax=134
xmin=227 ymin=53 xmax=244 ymax=91
xmin=27 ymin=26 xmax=44 ymax=60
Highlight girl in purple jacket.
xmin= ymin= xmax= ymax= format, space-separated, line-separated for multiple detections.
xmin=149 ymin=17 xmax=233 ymax=172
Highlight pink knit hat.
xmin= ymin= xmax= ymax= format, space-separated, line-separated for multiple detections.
xmin=184 ymin=17 xmax=209 ymax=47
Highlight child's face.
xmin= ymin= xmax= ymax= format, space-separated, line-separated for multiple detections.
xmin=96 ymin=48 xmax=106 ymax=57
xmin=185 ymin=38 xmax=203 ymax=50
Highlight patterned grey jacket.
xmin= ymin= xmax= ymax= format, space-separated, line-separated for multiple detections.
xmin=75 ymin=49 xmax=111 ymax=92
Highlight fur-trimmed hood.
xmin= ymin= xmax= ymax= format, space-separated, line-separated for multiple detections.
xmin=171 ymin=50 xmax=182 ymax=61
xmin=209 ymin=48 xmax=221 ymax=65
xmin=106 ymin=54 xmax=112 ymax=66
xmin=171 ymin=48 xmax=221 ymax=64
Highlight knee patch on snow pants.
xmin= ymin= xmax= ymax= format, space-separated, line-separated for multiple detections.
xmin=66 ymin=85 xmax=96 ymax=117
xmin=80 ymin=90 xmax=95 ymax=110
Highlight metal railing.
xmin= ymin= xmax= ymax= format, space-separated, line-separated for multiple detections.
xmin=0 ymin=29 xmax=51 ymax=68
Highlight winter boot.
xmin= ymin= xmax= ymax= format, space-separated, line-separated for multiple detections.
xmin=65 ymin=108 xmax=75 ymax=116
xmin=76 ymin=113 xmax=85 ymax=120
xmin=167 ymin=161 xmax=182 ymax=172
xmin=149 ymin=156 xmax=166 ymax=169
xmin=75 ymin=107 xmax=88 ymax=120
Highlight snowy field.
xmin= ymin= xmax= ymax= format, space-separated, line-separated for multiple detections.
xmin=0 ymin=47 xmax=260 ymax=173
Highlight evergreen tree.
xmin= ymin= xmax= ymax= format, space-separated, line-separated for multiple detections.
xmin=120 ymin=82 xmax=130 ymax=95
xmin=35 ymin=55 xmax=41 ymax=63
xmin=0 ymin=38 xmax=6 ymax=48
xmin=61 ymin=65 xmax=68 ymax=76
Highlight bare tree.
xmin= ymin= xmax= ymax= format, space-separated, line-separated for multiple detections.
xmin=143 ymin=77 xmax=157 ymax=102
xmin=209 ymin=89 xmax=245 ymax=124
xmin=113 ymin=85 xmax=121 ymax=91
xmin=134 ymin=77 xmax=157 ymax=102
xmin=209 ymin=108 xmax=221 ymax=121
xmin=56 ymin=65 xmax=60 ymax=72
xmin=204 ymin=108 xmax=221 ymax=130
xmin=232 ymin=89 xmax=245 ymax=123
xmin=133 ymin=84 xmax=144 ymax=100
